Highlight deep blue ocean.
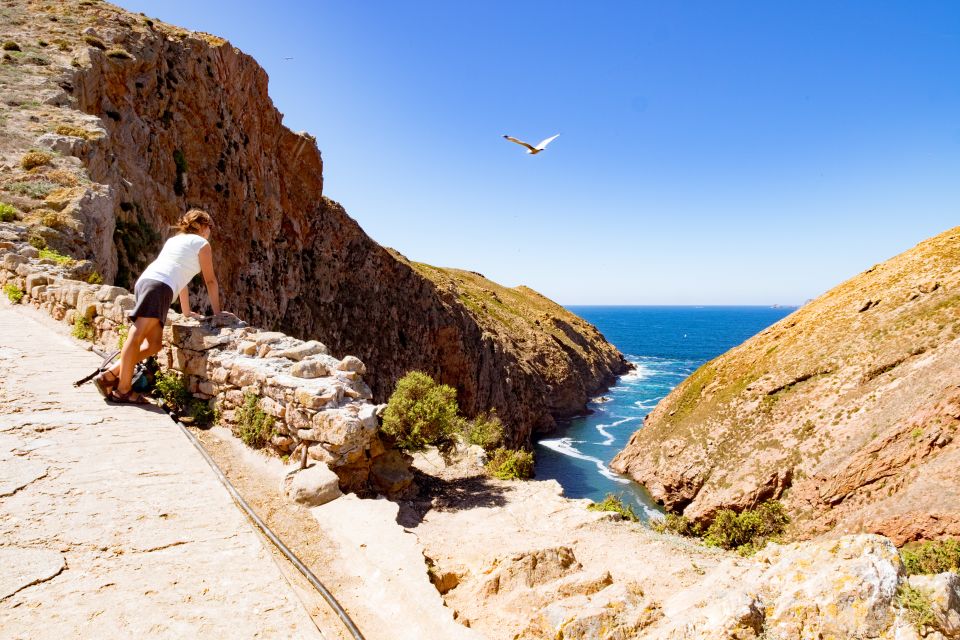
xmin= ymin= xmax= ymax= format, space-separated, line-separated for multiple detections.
xmin=536 ymin=306 xmax=797 ymax=519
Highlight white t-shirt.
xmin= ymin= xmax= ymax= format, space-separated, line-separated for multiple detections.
xmin=138 ymin=233 xmax=209 ymax=294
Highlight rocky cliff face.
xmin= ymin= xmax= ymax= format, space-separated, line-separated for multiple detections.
xmin=0 ymin=0 xmax=628 ymax=446
xmin=611 ymin=227 xmax=960 ymax=543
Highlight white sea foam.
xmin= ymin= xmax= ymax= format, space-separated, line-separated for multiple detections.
xmin=620 ymin=362 xmax=654 ymax=382
xmin=595 ymin=417 xmax=635 ymax=445
xmin=538 ymin=438 xmax=630 ymax=484
xmin=595 ymin=423 xmax=615 ymax=445
xmin=634 ymin=398 xmax=662 ymax=410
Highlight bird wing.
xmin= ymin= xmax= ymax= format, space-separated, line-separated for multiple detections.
xmin=503 ymin=135 xmax=537 ymax=152
xmin=534 ymin=134 xmax=560 ymax=150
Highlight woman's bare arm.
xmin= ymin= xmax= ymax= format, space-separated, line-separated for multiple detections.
xmin=179 ymin=287 xmax=191 ymax=315
xmin=198 ymin=244 xmax=223 ymax=315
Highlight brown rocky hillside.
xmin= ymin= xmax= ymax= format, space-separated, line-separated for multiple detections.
xmin=612 ymin=226 xmax=960 ymax=544
xmin=0 ymin=0 xmax=627 ymax=446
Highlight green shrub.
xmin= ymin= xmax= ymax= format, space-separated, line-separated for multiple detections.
xmin=106 ymin=48 xmax=131 ymax=59
xmin=71 ymin=315 xmax=94 ymax=340
xmin=651 ymin=513 xmax=699 ymax=537
xmin=82 ymin=35 xmax=106 ymax=50
xmin=463 ymin=409 xmax=505 ymax=450
xmin=188 ymin=399 xmax=216 ymax=427
xmin=38 ymin=248 xmax=73 ymax=265
xmin=154 ymin=370 xmax=190 ymax=412
xmin=2 ymin=41 xmax=21 ymax=52
xmin=588 ymin=493 xmax=639 ymax=522
xmin=6 ymin=180 xmax=57 ymax=199
xmin=486 ymin=447 xmax=534 ymax=480
xmin=116 ymin=323 xmax=128 ymax=349
xmin=4 ymin=283 xmax=24 ymax=303
xmin=87 ymin=271 xmax=103 ymax=285
xmin=20 ymin=151 xmax=53 ymax=170
xmin=901 ymin=538 xmax=960 ymax=575
xmin=702 ymin=501 xmax=790 ymax=555
xmin=234 ymin=393 xmax=275 ymax=448
xmin=0 ymin=202 xmax=17 ymax=222
xmin=897 ymin=583 xmax=937 ymax=633
xmin=381 ymin=371 xmax=460 ymax=451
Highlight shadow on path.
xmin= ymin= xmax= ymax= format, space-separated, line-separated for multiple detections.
xmin=397 ymin=468 xmax=513 ymax=528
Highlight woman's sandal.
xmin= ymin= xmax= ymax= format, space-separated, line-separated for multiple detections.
xmin=106 ymin=388 xmax=151 ymax=405
xmin=93 ymin=370 xmax=119 ymax=398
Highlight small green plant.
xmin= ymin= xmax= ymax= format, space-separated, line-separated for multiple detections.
xmin=234 ymin=394 xmax=275 ymax=448
xmin=896 ymin=583 xmax=937 ymax=633
xmin=901 ymin=538 xmax=960 ymax=575
xmin=71 ymin=315 xmax=94 ymax=340
xmin=154 ymin=370 xmax=190 ymax=412
xmin=38 ymin=248 xmax=73 ymax=265
xmin=2 ymin=41 xmax=21 ymax=52
xmin=0 ymin=202 xmax=17 ymax=222
xmin=105 ymin=48 xmax=131 ymax=59
xmin=4 ymin=283 xmax=24 ymax=303
xmin=6 ymin=180 xmax=57 ymax=199
xmin=463 ymin=409 xmax=505 ymax=450
xmin=82 ymin=34 xmax=106 ymax=50
xmin=188 ymin=399 xmax=216 ymax=427
xmin=28 ymin=232 xmax=46 ymax=250
xmin=702 ymin=501 xmax=790 ymax=555
xmin=486 ymin=447 xmax=534 ymax=480
xmin=87 ymin=271 xmax=103 ymax=285
xmin=381 ymin=371 xmax=461 ymax=451
xmin=588 ymin=493 xmax=639 ymax=522
xmin=651 ymin=513 xmax=699 ymax=537
xmin=20 ymin=151 xmax=53 ymax=170
xmin=116 ymin=323 xmax=129 ymax=349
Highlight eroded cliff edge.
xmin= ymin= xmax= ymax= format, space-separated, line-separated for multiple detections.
xmin=0 ymin=0 xmax=628 ymax=446
xmin=612 ymin=227 xmax=960 ymax=544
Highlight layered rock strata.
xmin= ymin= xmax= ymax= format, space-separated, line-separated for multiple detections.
xmin=612 ymin=226 xmax=960 ymax=542
xmin=0 ymin=228 xmax=410 ymax=496
xmin=0 ymin=0 xmax=628 ymax=447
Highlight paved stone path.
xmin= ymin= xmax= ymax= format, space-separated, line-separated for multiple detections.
xmin=0 ymin=302 xmax=325 ymax=639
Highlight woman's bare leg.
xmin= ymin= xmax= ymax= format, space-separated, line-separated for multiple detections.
xmin=116 ymin=317 xmax=161 ymax=394
xmin=106 ymin=322 xmax=165 ymax=380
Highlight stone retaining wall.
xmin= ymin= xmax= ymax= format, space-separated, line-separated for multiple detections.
xmin=0 ymin=222 xmax=412 ymax=498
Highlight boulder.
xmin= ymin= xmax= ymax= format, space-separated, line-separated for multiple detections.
xmin=290 ymin=358 xmax=329 ymax=379
xmin=275 ymin=340 xmax=329 ymax=361
xmin=754 ymin=535 xmax=903 ymax=639
xmin=282 ymin=463 xmax=342 ymax=507
xmin=337 ymin=355 xmax=366 ymax=374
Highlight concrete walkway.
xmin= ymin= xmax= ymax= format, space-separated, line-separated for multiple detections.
xmin=0 ymin=302 xmax=325 ymax=639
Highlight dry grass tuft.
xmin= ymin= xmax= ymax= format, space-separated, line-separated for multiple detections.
xmin=20 ymin=150 xmax=53 ymax=170
xmin=82 ymin=34 xmax=106 ymax=50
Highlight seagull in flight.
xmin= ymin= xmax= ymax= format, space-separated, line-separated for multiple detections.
xmin=502 ymin=133 xmax=560 ymax=155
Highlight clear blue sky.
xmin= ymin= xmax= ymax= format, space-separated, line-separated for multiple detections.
xmin=117 ymin=1 xmax=959 ymax=305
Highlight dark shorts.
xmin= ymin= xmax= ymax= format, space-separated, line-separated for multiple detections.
xmin=129 ymin=278 xmax=174 ymax=326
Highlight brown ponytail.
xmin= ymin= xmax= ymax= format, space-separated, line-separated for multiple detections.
xmin=177 ymin=208 xmax=212 ymax=235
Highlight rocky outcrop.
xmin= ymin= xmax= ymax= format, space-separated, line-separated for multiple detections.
xmin=0 ymin=0 xmax=627 ymax=448
xmin=612 ymin=226 xmax=960 ymax=541
xmin=652 ymin=534 xmax=955 ymax=639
